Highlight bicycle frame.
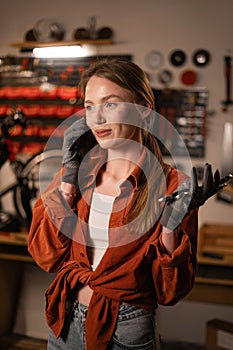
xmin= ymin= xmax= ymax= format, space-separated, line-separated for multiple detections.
xmin=0 ymin=109 xmax=63 ymax=230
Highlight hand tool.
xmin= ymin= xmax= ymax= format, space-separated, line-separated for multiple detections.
xmin=158 ymin=173 xmax=233 ymax=203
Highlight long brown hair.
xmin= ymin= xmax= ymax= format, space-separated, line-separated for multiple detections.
xmin=79 ymin=58 xmax=171 ymax=232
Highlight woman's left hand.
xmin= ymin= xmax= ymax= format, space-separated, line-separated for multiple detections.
xmin=160 ymin=163 xmax=221 ymax=230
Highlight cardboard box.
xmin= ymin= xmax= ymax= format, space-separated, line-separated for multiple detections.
xmin=206 ymin=319 xmax=233 ymax=350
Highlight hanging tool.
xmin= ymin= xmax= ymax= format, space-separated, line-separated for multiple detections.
xmin=222 ymin=55 xmax=233 ymax=111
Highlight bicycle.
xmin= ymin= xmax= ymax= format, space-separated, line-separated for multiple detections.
xmin=0 ymin=108 xmax=63 ymax=231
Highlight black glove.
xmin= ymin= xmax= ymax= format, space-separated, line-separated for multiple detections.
xmin=188 ymin=164 xmax=220 ymax=210
xmin=61 ymin=117 xmax=95 ymax=187
xmin=160 ymin=163 xmax=221 ymax=230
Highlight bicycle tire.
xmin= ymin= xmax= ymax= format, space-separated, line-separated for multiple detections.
xmin=13 ymin=149 xmax=63 ymax=226
xmin=0 ymin=160 xmax=24 ymax=198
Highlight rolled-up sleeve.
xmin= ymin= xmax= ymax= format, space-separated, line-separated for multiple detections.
xmin=28 ymin=172 xmax=74 ymax=272
xmin=152 ymin=209 xmax=198 ymax=305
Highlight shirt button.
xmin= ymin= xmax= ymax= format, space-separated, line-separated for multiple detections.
xmin=111 ymin=306 xmax=116 ymax=311
xmin=80 ymin=252 xmax=85 ymax=258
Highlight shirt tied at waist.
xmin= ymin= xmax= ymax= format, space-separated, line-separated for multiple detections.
xmin=45 ymin=262 xmax=92 ymax=337
xmin=45 ymin=260 xmax=120 ymax=350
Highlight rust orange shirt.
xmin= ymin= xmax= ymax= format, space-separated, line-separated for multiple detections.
xmin=28 ymin=149 xmax=198 ymax=350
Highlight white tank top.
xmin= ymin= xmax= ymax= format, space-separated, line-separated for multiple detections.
xmin=88 ymin=191 xmax=115 ymax=270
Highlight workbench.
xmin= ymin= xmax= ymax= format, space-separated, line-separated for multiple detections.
xmin=0 ymin=224 xmax=232 ymax=339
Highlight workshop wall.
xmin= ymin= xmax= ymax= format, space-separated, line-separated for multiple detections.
xmin=0 ymin=0 xmax=232 ymax=345
xmin=1 ymin=0 xmax=232 ymax=226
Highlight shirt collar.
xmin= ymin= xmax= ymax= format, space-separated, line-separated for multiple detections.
xmin=78 ymin=145 xmax=107 ymax=191
xmin=79 ymin=145 xmax=147 ymax=192
xmin=126 ymin=147 xmax=147 ymax=191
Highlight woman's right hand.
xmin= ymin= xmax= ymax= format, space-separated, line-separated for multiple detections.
xmin=61 ymin=117 xmax=89 ymax=187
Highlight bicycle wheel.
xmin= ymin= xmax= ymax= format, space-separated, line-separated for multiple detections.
xmin=13 ymin=149 xmax=63 ymax=227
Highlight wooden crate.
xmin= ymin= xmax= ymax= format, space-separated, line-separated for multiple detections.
xmin=198 ymin=223 xmax=233 ymax=262
xmin=0 ymin=333 xmax=47 ymax=350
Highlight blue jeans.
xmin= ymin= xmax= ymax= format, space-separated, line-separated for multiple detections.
xmin=47 ymin=301 xmax=160 ymax=349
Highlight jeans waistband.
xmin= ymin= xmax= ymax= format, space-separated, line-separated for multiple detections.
xmin=73 ymin=300 xmax=155 ymax=320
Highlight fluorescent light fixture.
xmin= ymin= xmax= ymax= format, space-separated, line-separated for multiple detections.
xmin=33 ymin=45 xmax=85 ymax=58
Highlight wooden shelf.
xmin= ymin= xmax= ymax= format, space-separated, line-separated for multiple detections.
xmin=9 ymin=39 xmax=113 ymax=48
xmin=186 ymin=280 xmax=233 ymax=305
xmin=0 ymin=231 xmax=33 ymax=262
xmin=195 ymin=276 xmax=233 ymax=287
xmin=0 ymin=333 xmax=47 ymax=350
xmin=0 ymin=231 xmax=28 ymax=246
xmin=0 ymin=253 xmax=33 ymax=262
xmin=197 ymin=253 xmax=233 ymax=267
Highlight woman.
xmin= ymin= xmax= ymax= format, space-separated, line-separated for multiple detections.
xmin=28 ymin=58 xmax=220 ymax=350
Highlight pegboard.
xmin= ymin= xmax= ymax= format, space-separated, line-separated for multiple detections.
xmin=153 ymin=88 xmax=208 ymax=158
